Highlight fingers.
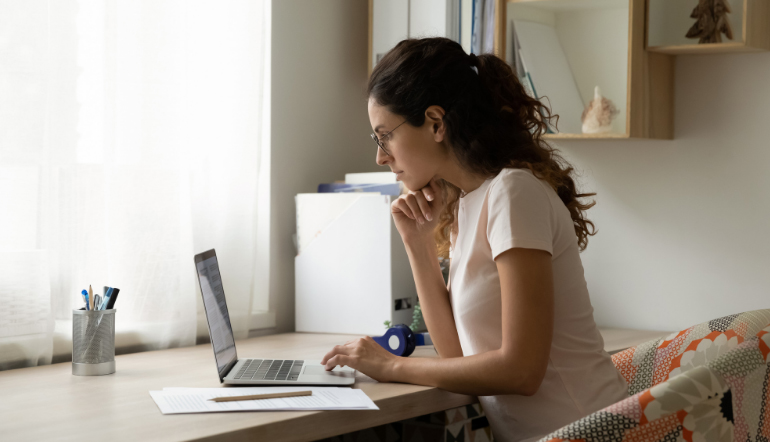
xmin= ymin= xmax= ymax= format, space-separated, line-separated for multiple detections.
xmin=408 ymin=191 xmax=432 ymax=223
xmin=391 ymin=178 xmax=443 ymax=224
xmin=324 ymin=354 xmax=351 ymax=371
xmin=392 ymin=196 xmax=416 ymax=220
xmin=421 ymin=184 xmax=434 ymax=202
xmin=426 ymin=178 xmax=445 ymax=209
xmin=394 ymin=192 xmax=431 ymax=224
xmin=428 ymin=178 xmax=442 ymax=202
xmin=321 ymin=344 xmax=351 ymax=365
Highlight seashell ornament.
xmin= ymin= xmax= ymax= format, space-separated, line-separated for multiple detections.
xmin=581 ymin=86 xmax=620 ymax=134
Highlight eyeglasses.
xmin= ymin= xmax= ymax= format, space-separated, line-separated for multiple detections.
xmin=370 ymin=119 xmax=407 ymax=157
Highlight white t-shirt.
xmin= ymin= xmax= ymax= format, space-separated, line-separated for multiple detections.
xmin=447 ymin=168 xmax=628 ymax=442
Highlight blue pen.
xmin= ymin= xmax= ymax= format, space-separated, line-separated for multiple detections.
xmin=100 ymin=288 xmax=113 ymax=310
xmin=83 ymin=290 xmax=90 ymax=311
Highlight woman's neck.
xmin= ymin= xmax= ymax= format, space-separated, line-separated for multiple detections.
xmin=436 ymin=158 xmax=488 ymax=196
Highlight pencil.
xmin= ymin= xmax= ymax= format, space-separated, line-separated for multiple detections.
xmin=208 ymin=390 xmax=313 ymax=402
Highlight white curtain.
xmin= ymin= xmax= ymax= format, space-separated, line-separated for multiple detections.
xmin=0 ymin=0 xmax=271 ymax=370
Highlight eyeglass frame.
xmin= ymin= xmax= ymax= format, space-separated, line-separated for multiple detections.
xmin=370 ymin=119 xmax=408 ymax=157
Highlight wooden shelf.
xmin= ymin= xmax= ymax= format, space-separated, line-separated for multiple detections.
xmin=647 ymin=0 xmax=770 ymax=55
xmin=543 ymin=132 xmax=631 ymax=140
xmin=647 ymin=42 xmax=765 ymax=55
xmin=499 ymin=0 xmax=674 ymax=140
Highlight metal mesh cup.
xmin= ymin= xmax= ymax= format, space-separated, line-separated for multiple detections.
xmin=72 ymin=309 xmax=116 ymax=376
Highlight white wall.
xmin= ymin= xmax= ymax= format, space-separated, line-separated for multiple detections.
xmin=271 ymin=2 xmax=770 ymax=335
xmin=556 ymin=52 xmax=770 ymax=332
xmin=372 ymin=0 xmax=409 ymax=69
xmin=270 ymin=0 xmax=382 ymax=333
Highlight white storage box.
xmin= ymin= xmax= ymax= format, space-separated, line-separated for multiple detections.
xmin=295 ymin=193 xmax=417 ymax=335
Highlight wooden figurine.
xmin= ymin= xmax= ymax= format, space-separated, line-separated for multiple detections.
xmin=686 ymin=0 xmax=734 ymax=44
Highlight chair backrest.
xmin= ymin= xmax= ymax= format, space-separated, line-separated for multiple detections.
xmin=540 ymin=309 xmax=770 ymax=442
xmin=612 ymin=309 xmax=770 ymax=395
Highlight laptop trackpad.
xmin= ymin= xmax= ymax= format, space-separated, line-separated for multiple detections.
xmin=306 ymin=366 xmax=337 ymax=375
xmin=304 ymin=365 xmax=352 ymax=376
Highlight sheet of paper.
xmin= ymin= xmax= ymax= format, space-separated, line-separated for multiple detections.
xmin=150 ymin=387 xmax=379 ymax=414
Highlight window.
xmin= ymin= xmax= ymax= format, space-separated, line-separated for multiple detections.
xmin=0 ymin=0 xmax=272 ymax=370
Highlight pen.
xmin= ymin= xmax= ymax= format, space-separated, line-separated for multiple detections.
xmin=94 ymin=294 xmax=101 ymax=311
xmin=208 ymin=390 xmax=313 ymax=402
xmin=84 ymin=290 xmax=90 ymax=311
xmin=81 ymin=289 xmax=88 ymax=310
xmin=106 ymin=288 xmax=120 ymax=309
xmin=100 ymin=288 xmax=113 ymax=310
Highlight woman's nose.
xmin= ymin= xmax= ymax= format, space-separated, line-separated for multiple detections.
xmin=375 ymin=147 xmax=390 ymax=166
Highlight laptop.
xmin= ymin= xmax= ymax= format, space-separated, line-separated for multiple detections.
xmin=195 ymin=248 xmax=356 ymax=385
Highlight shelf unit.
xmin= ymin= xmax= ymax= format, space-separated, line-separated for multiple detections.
xmin=501 ymin=0 xmax=674 ymax=140
xmin=647 ymin=0 xmax=770 ymax=55
xmin=368 ymin=0 xmax=675 ymax=140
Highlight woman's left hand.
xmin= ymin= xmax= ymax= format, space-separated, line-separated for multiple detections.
xmin=320 ymin=336 xmax=399 ymax=383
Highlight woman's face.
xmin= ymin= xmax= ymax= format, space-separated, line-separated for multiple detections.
xmin=367 ymin=98 xmax=444 ymax=191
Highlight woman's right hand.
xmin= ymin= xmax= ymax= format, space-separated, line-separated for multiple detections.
xmin=391 ymin=177 xmax=445 ymax=246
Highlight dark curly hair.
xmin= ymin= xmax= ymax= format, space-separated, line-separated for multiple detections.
xmin=367 ymin=37 xmax=597 ymax=257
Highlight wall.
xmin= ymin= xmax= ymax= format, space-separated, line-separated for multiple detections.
xmin=556 ymin=52 xmax=770 ymax=331
xmin=271 ymin=2 xmax=770 ymax=334
xmin=270 ymin=1 xmax=381 ymax=333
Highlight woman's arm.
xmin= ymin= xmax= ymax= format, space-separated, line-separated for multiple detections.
xmin=405 ymin=240 xmax=464 ymax=359
xmin=321 ymin=246 xmax=553 ymax=396
xmin=392 ymin=247 xmax=554 ymax=396
xmin=383 ymin=177 xmax=464 ymax=359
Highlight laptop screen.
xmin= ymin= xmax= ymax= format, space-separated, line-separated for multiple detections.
xmin=194 ymin=250 xmax=237 ymax=381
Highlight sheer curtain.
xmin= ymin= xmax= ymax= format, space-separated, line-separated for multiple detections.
xmin=0 ymin=0 xmax=271 ymax=370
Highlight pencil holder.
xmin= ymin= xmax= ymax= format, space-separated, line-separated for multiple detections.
xmin=72 ymin=309 xmax=116 ymax=376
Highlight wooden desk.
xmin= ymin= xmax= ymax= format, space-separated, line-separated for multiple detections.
xmin=0 ymin=329 xmax=669 ymax=442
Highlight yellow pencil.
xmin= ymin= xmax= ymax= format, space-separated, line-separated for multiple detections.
xmin=88 ymin=285 xmax=94 ymax=311
xmin=208 ymin=390 xmax=313 ymax=402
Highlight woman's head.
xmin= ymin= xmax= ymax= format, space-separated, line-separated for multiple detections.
xmin=368 ymin=100 xmax=450 ymax=191
xmin=367 ymin=37 xmax=597 ymax=255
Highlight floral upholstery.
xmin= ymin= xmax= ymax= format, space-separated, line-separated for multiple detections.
xmin=537 ymin=309 xmax=770 ymax=442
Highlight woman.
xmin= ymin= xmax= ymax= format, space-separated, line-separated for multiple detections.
xmin=320 ymin=37 xmax=628 ymax=441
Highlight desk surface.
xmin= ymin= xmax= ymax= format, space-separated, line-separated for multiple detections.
xmin=0 ymin=329 xmax=670 ymax=442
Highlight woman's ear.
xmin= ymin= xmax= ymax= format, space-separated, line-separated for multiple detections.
xmin=424 ymin=105 xmax=446 ymax=142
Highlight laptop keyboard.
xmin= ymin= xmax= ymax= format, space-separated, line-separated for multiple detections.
xmin=233 ymin=359 xmax=304 ymax=381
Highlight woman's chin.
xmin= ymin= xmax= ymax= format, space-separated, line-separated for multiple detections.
xmin=401 ymin=177 xmax=430 ymax=192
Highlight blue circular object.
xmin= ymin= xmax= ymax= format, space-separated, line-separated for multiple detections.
xmin=373 ymin=324 xmax=416 ymax=357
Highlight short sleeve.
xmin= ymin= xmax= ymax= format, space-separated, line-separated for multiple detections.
xmin=487 ymin=170 xmax=554 ymax=259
